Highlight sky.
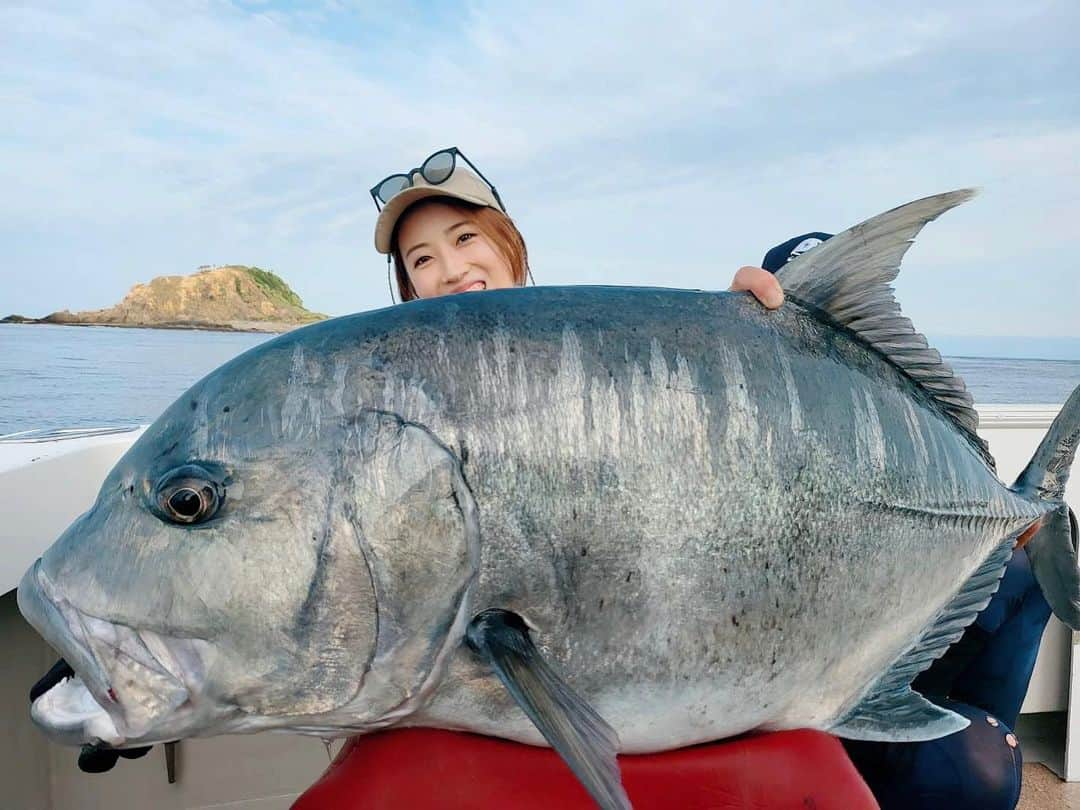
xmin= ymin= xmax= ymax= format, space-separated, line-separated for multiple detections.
xmin=2 ymin=0 xmax=1079 ymax=340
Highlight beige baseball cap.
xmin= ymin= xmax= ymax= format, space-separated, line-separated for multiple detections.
xmin=373 ymin=166 xmax=502 ymax=255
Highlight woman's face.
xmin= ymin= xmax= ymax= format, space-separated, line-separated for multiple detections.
xmin=396 ymin=201 xmax=516 ymax=299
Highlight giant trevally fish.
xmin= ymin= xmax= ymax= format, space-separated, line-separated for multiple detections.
xmin=18 ymin=191 xmax=1080 ymax=809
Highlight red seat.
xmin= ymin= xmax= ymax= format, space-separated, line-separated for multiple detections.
xmin=293 ymin=728 xmax=878 ymax=809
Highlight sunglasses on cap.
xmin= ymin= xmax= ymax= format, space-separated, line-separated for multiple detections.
xmin=369 ymin=147 xmax=506 ymax=212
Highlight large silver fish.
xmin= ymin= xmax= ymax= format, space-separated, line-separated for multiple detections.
xmin=18 ymin=191 xmax=1080 ymax=809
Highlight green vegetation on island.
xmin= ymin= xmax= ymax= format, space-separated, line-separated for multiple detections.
xmin=242 ymin=266 xmax=306 ymax=310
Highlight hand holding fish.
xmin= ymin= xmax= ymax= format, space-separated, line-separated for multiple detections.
xmin=729 ymin=265 xmax=784 ymax=308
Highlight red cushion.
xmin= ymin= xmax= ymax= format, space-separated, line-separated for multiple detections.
xmin=293 ymin=728 xmax=878 ymax=809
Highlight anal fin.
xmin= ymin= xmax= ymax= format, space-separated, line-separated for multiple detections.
xmin=466 ymin=609 xmax=631 ymax=810
xmin=830 ymin=536 xmax=1015 ymax=742
xmin=830 ymin=687 xmax=968 ymax=742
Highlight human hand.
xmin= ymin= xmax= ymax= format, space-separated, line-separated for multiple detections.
xmin=729 ymin=266 xmax=784 ymax=309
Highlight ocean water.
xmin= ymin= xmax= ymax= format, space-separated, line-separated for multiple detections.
xmin=1 ymin=323 xmax=1078 ymax=436
xmin=0 ymin=325 xmax=271 ymax=436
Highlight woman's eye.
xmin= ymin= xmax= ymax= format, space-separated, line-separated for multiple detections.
xmin=457 ymin=232 xmax=476 ymax=245
xmin=413 ymin=255 xmax=431 ymax=269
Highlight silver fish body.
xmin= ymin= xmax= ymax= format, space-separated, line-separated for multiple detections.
xmin=19 ymin=283 xmax=1045 ymax=751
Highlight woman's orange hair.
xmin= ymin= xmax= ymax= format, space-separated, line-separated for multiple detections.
xmin=391 ymin=197 xmax=530 ymax=302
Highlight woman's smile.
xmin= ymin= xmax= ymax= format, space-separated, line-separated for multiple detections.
xmin=452 ymin=279 xmax=488 ymax=294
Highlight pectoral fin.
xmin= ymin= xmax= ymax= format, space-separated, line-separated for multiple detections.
xmin=465 ymin=609 xmax=631 ymax=810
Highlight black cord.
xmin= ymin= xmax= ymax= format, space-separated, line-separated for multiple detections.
xmin=386 ymin=255 xmax=397 ymax=304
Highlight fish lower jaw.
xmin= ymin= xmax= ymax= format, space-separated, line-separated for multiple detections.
xmin=30 ymin=668 xmax=202 ymax=748
xmin=31 ymin=674 xmax=124 ymax=746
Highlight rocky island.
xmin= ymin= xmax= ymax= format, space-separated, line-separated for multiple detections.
xmin=3 ymin=266 xmax=327 ymax=333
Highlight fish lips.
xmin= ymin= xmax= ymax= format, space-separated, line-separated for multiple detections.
xmin=18 ymin=560 xmax=191 ymax=747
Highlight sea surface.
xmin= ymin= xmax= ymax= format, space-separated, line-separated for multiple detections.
xmin=1 ymin=324 xmax=1079 ymax=436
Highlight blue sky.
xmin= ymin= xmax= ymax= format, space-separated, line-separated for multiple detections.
xmin=2 ymin=0 xmax=1078 ymax=339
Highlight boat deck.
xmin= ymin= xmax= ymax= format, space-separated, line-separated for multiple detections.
xmin=1022 ymin=764 xmax=1080 ymax=808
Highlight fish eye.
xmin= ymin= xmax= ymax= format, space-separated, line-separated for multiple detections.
xmin=167 ymin=486 xmax=213 ymax=520
xmin=154 ymin=465 xmax=224 ymax=525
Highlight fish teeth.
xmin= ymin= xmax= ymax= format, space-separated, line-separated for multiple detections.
xmin=78 ymin=618 xmax=190 ymax=739
xmin=138 ymin=629 xmax=185 ymax=684
xmin=81 ymin=614 xmax=175 ymax=683
xmin=105 ymin=646 xmax=189 ymax=737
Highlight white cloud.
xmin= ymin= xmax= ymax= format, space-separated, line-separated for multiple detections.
xmin=518 ymin=124 xmax=1080 ymax=335
xmin=0 ymin=0 xmax=1077 ymax=337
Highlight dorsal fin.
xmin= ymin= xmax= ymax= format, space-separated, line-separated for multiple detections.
xmin=775 ymin=189 xmax=994 ymax=468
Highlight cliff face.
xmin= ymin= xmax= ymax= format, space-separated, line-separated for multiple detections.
xmin=40 ymin=266 xmax=327 ymax=333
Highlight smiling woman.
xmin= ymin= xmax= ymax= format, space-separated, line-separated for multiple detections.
xmin=370 ymin=146 xmax=783 ymax=308
xmin=371 ymin=146 xmax=531 ymax=302
xmin=392 ymin=199 xmax=529 ymax=301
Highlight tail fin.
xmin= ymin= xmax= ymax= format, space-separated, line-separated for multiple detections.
xmin=1012 ymin=384 xmax=1080 ymax=629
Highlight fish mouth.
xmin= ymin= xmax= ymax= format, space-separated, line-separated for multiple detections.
xmin=18 ymin=560 xmax=203 ymax=748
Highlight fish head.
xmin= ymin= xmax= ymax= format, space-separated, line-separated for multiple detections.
xmin=19 ymin=336 xmax=480 ymax=749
